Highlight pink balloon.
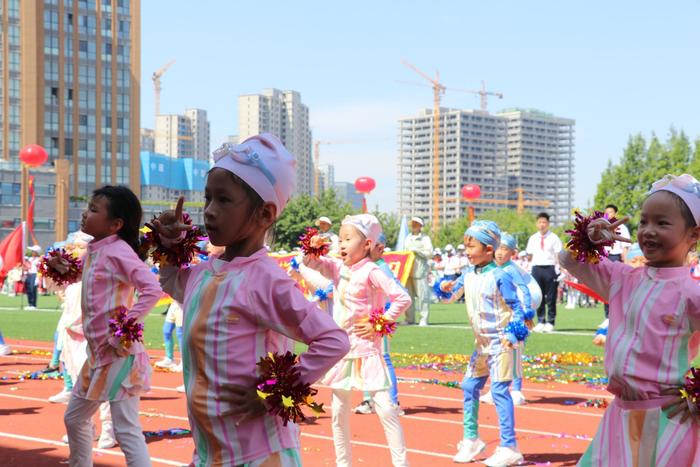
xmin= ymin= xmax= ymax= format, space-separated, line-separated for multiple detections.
xmin=461 ymin=184 xmax=481 ymax=200
xmin=19 ymin=144 xmax=48 ymax=167
xmin=355 ymin=176 xmax=376 ymax=194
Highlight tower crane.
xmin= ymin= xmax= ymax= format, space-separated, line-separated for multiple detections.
xmin=401 ymin=59 xmax=446 ymax=232
xmin=449 ymin=80 xmax=503 ymax=111
xmin=152 ymin=59 xmax=175 ymax=121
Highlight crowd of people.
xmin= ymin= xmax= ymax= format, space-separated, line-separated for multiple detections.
xmin=0 ymin=133 xmax=698 ymax=466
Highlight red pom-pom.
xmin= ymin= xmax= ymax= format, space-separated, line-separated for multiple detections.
xmin=565 ymin=210 xmax=616 ymax=264
xmin=39 ymin=249 xmax=82 ymax=286
xmin=108 ymin=306 xmax=144 ymax=348
xmin=142 ymin=213 xmax=207 ymax=268
xmin=680 ymin=367 xmax=700 ymax=407
xmin=255 ymin=351 xmax=324 ymax=426
xmin=298 ymin=227 xmax=329 ymax=257
xmin=369 ymin=309 xmax=397 ymax=337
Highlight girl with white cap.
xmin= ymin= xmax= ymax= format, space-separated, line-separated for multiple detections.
xmin=304 ymin=213 xmax=412 ymax=467
xmin=152 ymin=134 xmax=350 ymax=467
xmin=563 ymin=174 xmax=700 ymax=466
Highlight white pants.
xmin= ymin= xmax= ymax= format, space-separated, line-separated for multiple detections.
xmin=64 ymin=395 xmax=151 ymax=467
xmin=332 ymin=389 xmax=408 ymax=467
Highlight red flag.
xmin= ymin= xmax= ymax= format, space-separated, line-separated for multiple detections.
xmin=564 ymin=280 xmax=607 ymax=304
xmin=0 ymin=223 xmax=25 ymax=283
xmin=27 ymin=175 xmax=38 ymax=246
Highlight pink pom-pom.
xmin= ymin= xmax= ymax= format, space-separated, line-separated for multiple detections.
xmin=369 ymin=309 xmax=397 ymax=337
xmin=39 ymin=249 xmax=82 ymax=286
xmin=565 ymin=210 xmax=616 ymax=264
xmin=108 ymin=306 xmax=144 ymax=348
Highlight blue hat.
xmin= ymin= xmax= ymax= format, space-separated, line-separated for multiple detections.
xmin=378 ymin=232 xmax=387 ymax=245
xmin=465 ymin=220 xmax=501 ymax=249
xmin=626 ymin=243 xmax=643 ymax=261
xmin=500 ymin=232 xmax=517 ymax=250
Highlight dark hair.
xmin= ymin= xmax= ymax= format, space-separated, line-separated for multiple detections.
xmin=537 ymin=212 xmax=550 ymax=221
xmin=605 ymin=204 xmax=619 ymax=213
xmin=92 ymin=185 xmax=144 ymax=258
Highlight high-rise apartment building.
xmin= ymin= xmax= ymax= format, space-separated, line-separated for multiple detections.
xmin=397 ymin=107 xmax=575 ymax=227
xmin=155 ymin=114 xmax=193 ymax=158
xmin=140 ymin=127 xmax=154 ymax=152
xmin=317 ymin=163 xmax=334 ymax=195
xmin=498 ymin=109 xmax=575 ymax=223
xmin=0 ymin=0 xmax=141 ymax=247
xmin=184 ymin=108 xmax=210 ymax=161
xmin=398 ymin=108 xmax=508 ymax=227
xmin=238 ymin=89 xmax=313 ymax=196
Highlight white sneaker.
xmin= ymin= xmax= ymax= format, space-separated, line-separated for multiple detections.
xmin=48 ymin=389 xmax=72 ymax=404
xmin=483 ymin=445 xmax=524 ymax=466
xmin=155 ymin=357 xmax=177 ymax=369
xmin=97 ymin=421 xmax=117 ymax=449
xmin=176 ymin=384 xmax=185 ymax=393
xmin=510 ymin=390 xmax=526 ymax=406
xmin=353 ymin=400 xmax=374 ymax=414
xmin=532 ymin=322 xmax=545 ymax=333
xmin=479 ymin=391 xmax=494 ymax=404
xmin=25 ymin=306 xmax=36 ymax=310
xmin=393 ymin=403 xmax=405 ymax=416
xmin=0 ymin=344 xmax=11 ymax=356
xmin=453 ymin=438 xmax=486 ymax=463
xmin=173 ymin=361 xmax=183 ymax=373
xmin=543 ymin=323 xmax=554 ymax=333
xmin=418 ymin=319 xmax=428 ymax=327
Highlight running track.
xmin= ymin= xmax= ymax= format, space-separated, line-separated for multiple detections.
xmin=0 ymin=340 xmax=609 ymax=466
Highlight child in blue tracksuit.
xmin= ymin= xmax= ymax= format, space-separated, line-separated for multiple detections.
xmin=442 ymin=221 xmax=527 ymax=466
xmin=354 ymin=232 xmax=404 ymax=415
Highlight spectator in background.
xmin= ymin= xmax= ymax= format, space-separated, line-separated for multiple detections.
xmin=526 ymin=213 xmax=562 ymax=333
xmin=23 ymin=245 xmax=42 ymax=310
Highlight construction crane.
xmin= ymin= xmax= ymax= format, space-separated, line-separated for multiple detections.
xmin=152 ymin=59 xmax=175 ymax=121
xmin=401 ymin=59 xmax=446 ymax=232
xmin=449 ymin=80 xmax=503 ymax=111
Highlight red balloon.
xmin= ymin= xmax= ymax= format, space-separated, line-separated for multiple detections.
xmin=354 ymin=176 xmax=376 ymax=194
xmin=461 ymin=184 xmax=481 ymax=200
xmin=19 ymin=144 xmax=48 ymax=167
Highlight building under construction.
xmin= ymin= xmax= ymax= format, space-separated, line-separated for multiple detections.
xmin=397 ymin=107 xmax=575 ymax=227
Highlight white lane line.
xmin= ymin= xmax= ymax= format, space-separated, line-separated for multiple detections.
xmin=0 ymin=431 xmax=184 ymax=466
xmin=301 ymin=432 xmax=454 ymax=459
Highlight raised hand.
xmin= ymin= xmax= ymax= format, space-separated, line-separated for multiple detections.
xmin=587 ymin=216 xmax=630 ymax=245
xmin=147 ymin=196 xmax=193 ymax=240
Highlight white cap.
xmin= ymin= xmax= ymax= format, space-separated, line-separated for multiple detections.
xmin=445 ymin=244 xmax=454 ymax=252
xmin=457 ymin=244 xmax=465 ymax=250
xmin=28 ymin=245 xmax=42 ymax=253
xmin=518 ymin=251 xmax=528 ymax=258
xmin=315 ymin=216 xmax=332 ymax=226
xmin=410 ymin=216 xmax=424 ymax=226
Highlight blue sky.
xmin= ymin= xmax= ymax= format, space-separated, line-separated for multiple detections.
xmin=141 ymin=1 xmax=700 ymax=213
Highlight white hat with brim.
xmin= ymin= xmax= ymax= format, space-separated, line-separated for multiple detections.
xmin=28 ymin=245 xmax=42 ymax=253
xmin=410 ymin=217 xmax=424 ymax=226
xmin=315 ymin=216 xmax=332 ymax=226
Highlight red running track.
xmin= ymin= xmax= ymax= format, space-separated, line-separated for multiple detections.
xmin=0 ymin=340 xmax=609 ymax=466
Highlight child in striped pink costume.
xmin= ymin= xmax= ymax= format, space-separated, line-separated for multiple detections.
xmin=561 ymin=174 xmax=700 ymax=466
xmin=153 ymin=134 xmax=350 ymax=467
xmin=57 ymin=186 xmax=162 ymax=466
xmin=304 ymin=214 xmax=412 ymax=467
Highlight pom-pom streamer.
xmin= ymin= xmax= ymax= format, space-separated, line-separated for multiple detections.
xmin=298 ymin=227 xmax=329 ymax=257
xmin=369 ymin=309 xmax=397 ymax=337
xmin=142 ymin=213 xmax=207 ymax=268
xmin=39 ymin=249 xmax=82 ymax=286
xmin=108 ymin=306 xmax=144 ymax=348
xmin=680 ymin=367 xmax=700 ymax=411
xmin=433 ymin=278 xmax=453 ymax=301
xmin=505 ymin=320 xmax=530 ymax=342
xmin=255 ymin=351 xmax=324 ymax=426
xmin=565 ymin=210 xmax=616 ymax=264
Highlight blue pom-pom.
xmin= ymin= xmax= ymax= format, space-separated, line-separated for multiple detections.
xmin=198 ymin=253 xmax=209 ymax=261
xmin=314 ymin=288 xmax=328 ymax=302
xmin=433 ymin=278 xmax=453 ymax=301
xmin=289 ymin=257 xmax=300 ymax=272
xmin=384 ymin=301 xmax=391 ymax=311
xmin=523 ymin=309 xmax=535 ymax=321
xmin=150 ymin=266 xmax=159 ymax=275
xmin=505 ymin=320 xmax=529 ymax=342
xmin=595 ymin=327 xmax=607 ymax=336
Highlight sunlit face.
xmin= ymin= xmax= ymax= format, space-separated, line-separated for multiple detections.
xmin=339 ymin=224 xmax=371 ymax=266
xmin=536 ymin=217 xmax=550 ymax=234
xmin=81 ymin=196 xmax=120 ymax=241
xmin=495 ymin=245 xmax=514 ymax=266
xmin=318 ymin=221 xmax=331 ymax=233
xmin=637 ymin=191 xmax=700 ymax=268
xmin=370 ymin=241 xmax=385 ymax=262
xmin=604 ymin=207 xmax=617 ymax=219
xmin=465 ymin=236 xmax=493 ymax=267
xmin=204 ymin=168 xmax=256 ymax=247
xmin=410 ymin=221 xmax=422 ymax=234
